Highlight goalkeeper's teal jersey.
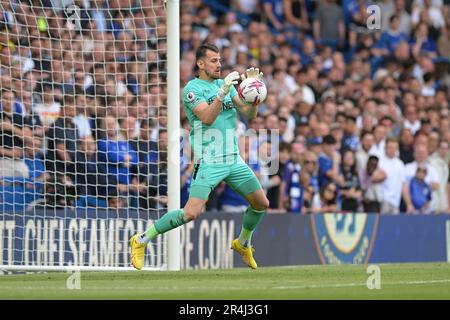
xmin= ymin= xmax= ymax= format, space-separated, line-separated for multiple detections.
xmin=182 ymin=77 xmax=240 ymax=164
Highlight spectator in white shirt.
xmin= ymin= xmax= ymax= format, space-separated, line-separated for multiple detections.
xmin=412 ymin=0 xmax=446 ymax=30
xmin=428 ymin=140 xmax=450 ymax=213
xmin=378 ymin=138 xmax=412 ymax=214
xmin=381 ymin=0 xmax=412 ymax=36
xmin=72 ymin=95 xmax=93 ymax=139
xmin=296 ymin=68 xmax=316 ymax=106
xmin=405 ymin=143 xmax=439 ymax=187
xmin=403 ymin=105 xmax=421 ymax=135
xmin=369 ymin=124 xmax=387 ymax=159
xmin=236 ymin=0 xmax=258 ymax=15
xmin=356 ymin=131 xmax=375 ymax=174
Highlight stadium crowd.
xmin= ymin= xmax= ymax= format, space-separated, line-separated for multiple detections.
xmin=1 ymin=0 xmax=450 ymax=214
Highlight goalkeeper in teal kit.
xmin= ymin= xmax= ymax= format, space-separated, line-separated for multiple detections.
xmin=130 ymin=43 xmax=269 ymax=270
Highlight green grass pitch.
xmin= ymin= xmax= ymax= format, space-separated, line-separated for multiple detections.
xmin=1 ymin=262 xmax=450 ymax=299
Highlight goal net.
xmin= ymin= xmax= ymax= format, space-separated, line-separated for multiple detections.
xmin=0 ymin=0 xmax=175 ymax=271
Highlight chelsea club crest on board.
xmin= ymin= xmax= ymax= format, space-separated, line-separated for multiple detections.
xmin=311 ymin=213 xmax=379 ymax=264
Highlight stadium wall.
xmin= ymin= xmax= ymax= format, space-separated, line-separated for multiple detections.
xmin=0 ymin=211 xmax=449 ymax=269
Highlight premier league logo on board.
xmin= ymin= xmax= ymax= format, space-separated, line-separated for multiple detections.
xmin=311 ymin=213 xmax=379 ymax=264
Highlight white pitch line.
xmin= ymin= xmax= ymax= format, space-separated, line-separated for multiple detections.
xmin=272 ymin=279 xmax=450 ymax=290
xmin=1 ymin=280 xmax=450 ymax=292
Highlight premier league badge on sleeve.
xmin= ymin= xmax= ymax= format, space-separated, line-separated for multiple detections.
xmin=186 ymin=91 xmax=196 ymax=102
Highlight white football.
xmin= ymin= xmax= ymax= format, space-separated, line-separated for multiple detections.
xmin=238 ymin=78 xmax=267 ymax=105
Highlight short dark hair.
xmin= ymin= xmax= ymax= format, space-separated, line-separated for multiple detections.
xmin=345 ymin=114 xmax=357 ymax=123
xmin=420 ymin=117 xmax=431 ymax=125
xmin=196 ymin=43 xmax=219 ymax=61
xmin=416 ymin=166 xmax=427 ymax=174
xmin=140 ymin=118 xmax=154 ymax=128
xmin=423 ymin=72 xmax=434 ymax=83
xmin=279 ymin=142 xmax=291 ymax=152
xmin=361 ymin=130 xmax=374 ymax=139
xmin=297 ymin=67 xmax=308 ymax=76
xmin=336 ymin=112 xmax=347 ymax=119
xmin=92 ymin=63 xmax=105 ymax=71
xmin=389 ymin=14 xmax=399 ymax=23
xmin=322 ymin=134 xmax=337 ymax=145
xmin=1 ymin=88 xmax=12 ymax=95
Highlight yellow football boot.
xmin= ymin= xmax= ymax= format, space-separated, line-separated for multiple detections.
xmin=130 ymin=234 xmax=146 ymax=270
xmin=231 ymin=238 xmax=257 ymax=269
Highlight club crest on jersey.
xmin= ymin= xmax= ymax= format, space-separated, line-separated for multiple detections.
xmin=311 ymin=213 xmax=379 ymax=264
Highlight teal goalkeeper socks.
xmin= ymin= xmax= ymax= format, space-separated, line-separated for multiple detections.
xmin=142 ymin=225 xmax=159 ymax=243
xmin=140 ymin=209 xmax=189 ymax=243
xmin=140 ymin=206 xmax=265 ymax=247
xmin=238 ymin=206 xmax=266 ymax=247
xmin=154 ymin=209 xmax=189 ymax=234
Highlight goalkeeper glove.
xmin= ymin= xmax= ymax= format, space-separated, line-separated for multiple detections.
xmin=240 ymin=67 xmax=264 ymax=81
xmin=217 ymin=71 xmax=240 ymax=101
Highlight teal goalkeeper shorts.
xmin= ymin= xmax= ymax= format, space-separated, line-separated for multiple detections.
xmin=189 ymin=157 xmax=262 ymax=200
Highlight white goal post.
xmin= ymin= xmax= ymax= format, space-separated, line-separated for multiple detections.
xmin=166 ymin=0 xmax=181 ymax=272
xmin=0 ymin=0 xmax=180 ymax=272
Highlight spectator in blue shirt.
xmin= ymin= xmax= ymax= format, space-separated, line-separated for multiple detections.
xmin=318 ymin=134 xmax=344 ymax=187
xmin=281 ymin=142 xmax=304 ymax=213
xmin=409 ymin=165 xmax=432 ymax=213
xmin=374 ymin=14 xmax=408 ymax=59
xmin=300 ymin=37 xmax=317 ymax=67
xmin=410 ymin=22 xmax=438 ymax=59
xmin=267 ymin=142 xmax=291 ymax=211
xmin=262 ymin=0 xmax=284 ymax=31
xmin=282 ymin=158 xmax=303 ymax=213
xmin=13 ymin=96 xmax=26 ymax=117
xmin=300 ymin=151 xmax=320 ymax=213
xmin=23 ymin=144 xmax=47 ymax=191
xmin=341 ymin=115 xmax=360 ymax=153
xmin=97 ymin=116 xmax=138 ymax=196
xmin=346 ymin=0 xmax=373 ymax=48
